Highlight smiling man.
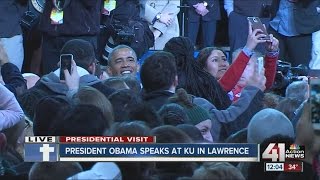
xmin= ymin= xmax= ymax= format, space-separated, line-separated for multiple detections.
xmin=106 ymin=45 xmax=139 ymax=77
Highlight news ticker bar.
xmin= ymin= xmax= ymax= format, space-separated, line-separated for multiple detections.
xmin=265 ymin=162 xmax=303 ymax=172
xmin=58 ymin=157 xmax=257 ymax=162
xmin=24 ymin=142 xmax=259 ymax=162
xmin=25 ymin=136 xmax=155 ymax=143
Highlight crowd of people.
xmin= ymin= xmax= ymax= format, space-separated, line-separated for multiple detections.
xmin=0 ymin=0 xmax=320 ymax=179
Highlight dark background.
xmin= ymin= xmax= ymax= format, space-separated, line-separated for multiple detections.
xmin=178 ymin=0 xmax=229 ymax=47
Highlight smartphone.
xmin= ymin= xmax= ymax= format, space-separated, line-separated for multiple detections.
xmin=257 ymin=57 xmax=264 ymax=75
xmin=247 ymin=17 xmax=270 ymax=40
xmin=310 ymin=78 xmax=320 ymax=130
xmin=59 ymin=54 xmax=73 ymax=80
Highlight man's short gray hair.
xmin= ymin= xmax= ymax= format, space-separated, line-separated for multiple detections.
xmin=285 ymin=81 xmax=309 ymax=100
xmin=231 ymin=48 xmax=263 ymax=63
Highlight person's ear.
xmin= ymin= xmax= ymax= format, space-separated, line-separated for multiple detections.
xmin=106 ymin=66 xmax=113 ymax=76
xmin=88 ymin=62 xmax=96 ymax=74
xmin=137 ymin=63 xmax=140 ymax=72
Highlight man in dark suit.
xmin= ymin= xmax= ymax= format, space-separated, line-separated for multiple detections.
xmin=224 ymin=0 xmax=273 ymax=55
xmin=186 ymin=0 xmax=221 ymax=48
xmin=39 ymin=0 xmax=102 ymax=74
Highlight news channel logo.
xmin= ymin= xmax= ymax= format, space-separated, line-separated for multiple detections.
xmin=262 ymin=143 xmax=305 ymax=162
xmin=24 ymin=144 xmax=58 ymax=162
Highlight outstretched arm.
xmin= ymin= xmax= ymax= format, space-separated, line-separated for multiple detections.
xmin=0 ymin=42 xmax=27 ymax=96
xmin=219 ymin=23 xmax=268 ymax=92
xmin=218 ymin=50 xmax=250 ymax=92
xmin=210 ymin=62 xmax=266 ymax=141
xmin=264 ymin=34 xmax=279 ymax=90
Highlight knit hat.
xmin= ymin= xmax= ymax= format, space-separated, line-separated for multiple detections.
xmin=247 ymin=108 xmax=295 ymax=143
xmin=67 ymin=162 xmax=122 ymax=180
xmin=185 ymin=105 xmax=212 ymax=125
xmin=169 ymin=88 xmax=211 ymax=125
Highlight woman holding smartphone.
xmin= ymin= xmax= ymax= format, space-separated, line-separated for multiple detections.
xmin=197 ymin=23 xmax=279 ymax=101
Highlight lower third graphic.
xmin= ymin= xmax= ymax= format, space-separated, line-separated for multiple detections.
xmin=24 ymin=144 xmax=57 ymax=162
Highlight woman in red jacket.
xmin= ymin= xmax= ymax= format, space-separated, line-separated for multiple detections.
xmin=197 ymin=25 xmax=279 ymax=101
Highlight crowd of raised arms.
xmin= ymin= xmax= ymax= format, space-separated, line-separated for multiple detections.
xmin=0 ymin=0 xmax=319 ymax=179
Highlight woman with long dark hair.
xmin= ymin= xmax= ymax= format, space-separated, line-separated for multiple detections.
xmin=197 ymin=47 xmax=229 ymax=80
xmin=196 ymin=26 xmax=280 ymax=102
xmin=163 ymin=37 xmax=231 ymax=110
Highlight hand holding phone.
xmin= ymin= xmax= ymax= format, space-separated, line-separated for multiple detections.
xmin=59 ymin=54 xmax=73 ymax=80
xmin=247 ymin=17 xmax=270 ymax=41
xmin=63 ymin=59 xmax=80 ymax=91
xmin=265 ymin=34 xmax=280 ymax=52
xmin=245 ymin=18 xmax=270 ymax=51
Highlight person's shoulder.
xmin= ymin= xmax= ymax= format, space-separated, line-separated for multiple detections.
xmin=41 ymin=72 xmax=59 ymax=80
xmin=191 ymin=95 xmax=217 ymax=111
xmin=79 ymin=74 xmax=100 ymax=85
xmin=90 ymin=81 xmax=116 ymax=97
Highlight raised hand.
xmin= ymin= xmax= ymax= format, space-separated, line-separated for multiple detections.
xmin=64 ymin=59 xmax=80 ymax=91
xmin=245 ymin=22 xmax=269 ymax=51
xmin=265 ymin=34 xmax=280 ymax=52
xmin=246 ymin=62 xmax=266 ymax=91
